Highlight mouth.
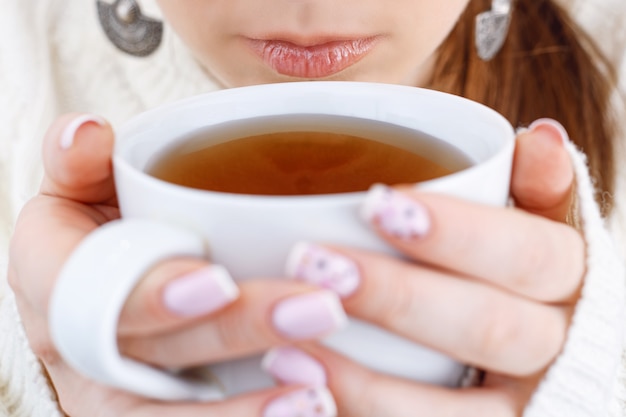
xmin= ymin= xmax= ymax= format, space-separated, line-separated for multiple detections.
xmin=246 ymin=36 xmax=381 ymax=79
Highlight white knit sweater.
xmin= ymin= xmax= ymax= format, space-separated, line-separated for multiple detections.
xmin=0 ymin=1 xmax=625 ymax=416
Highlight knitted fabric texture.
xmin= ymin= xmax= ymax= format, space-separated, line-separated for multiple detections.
xmin=0 ymin=0 xmax=625 ymax=416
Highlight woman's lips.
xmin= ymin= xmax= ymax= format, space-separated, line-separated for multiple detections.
xmin=247 ymin=37 xmax=380 ymax=78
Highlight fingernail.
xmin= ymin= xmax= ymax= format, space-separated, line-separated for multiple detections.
xmin=360 ymin=184 xmax=430 ymax=240
xmin=263 ymin=387 xmax=337 ymax=417
xmin=262 ymin=346 xmax=327 ymax=386
xmin=286 ymin=243 xmax=361 ymax=298
xmin=60 ymin=114 xmax=106 ymax=150
xmin=528 ymin=118 xmax=569 ymax=146
xmin=272 ymin=291 xmax=348 ymax=340
xmin=163 ymin=265 xmax=239 ymax=317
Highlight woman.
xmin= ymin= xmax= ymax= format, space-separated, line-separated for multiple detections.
xmin=1 ymin=0 xmax=625 ymax=416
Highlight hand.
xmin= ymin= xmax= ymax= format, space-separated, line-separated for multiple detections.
xmin=8 ymin=114 xmax=343 ymax=416
xmin=271 ymin=119 xmax=580 ymax=416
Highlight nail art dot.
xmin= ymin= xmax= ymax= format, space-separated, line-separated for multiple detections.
xmin=362 ymin=185 xmax=430 ymax=240
xmin=287 ymin=243 xmax=361 ymax=298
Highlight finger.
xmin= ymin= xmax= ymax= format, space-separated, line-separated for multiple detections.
xmin=131 ymin=385 xmax=337 ymax=417
xmin=511 ymin=119 xmax=574 ymax=223
xmin=41 ymin=113 xmax=116 ymax=204
xmin=44 ymin=345 xmax=337 ymax=417
xmin=10 ymin=114 xmax=118 ymax=311
xmin=119 ymin=282 xmax=347 ymax=367
xmin=9 ymin=195 xmax=119 ymax=312
xmin=13 ymin=247 xmax=338 ymax=416
xmin=359 ymin=185 xmax=585 ymax=302
xmin=287 ymin=243 xmax=569 ymax=376
xmin=265 ymin=344 xmax=527 ymax=417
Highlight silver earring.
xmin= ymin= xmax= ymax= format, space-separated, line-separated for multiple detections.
xmin=97 ymin=0 xmax=163 ymax=57
xmin=475 ymin=0 xmax=513 ymax=61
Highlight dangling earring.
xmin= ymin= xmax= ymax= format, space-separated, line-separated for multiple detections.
xmin=475 ymin=0 xmax=513 ymax=61
xmin=97 ymin=0 xmax=163 ymax=57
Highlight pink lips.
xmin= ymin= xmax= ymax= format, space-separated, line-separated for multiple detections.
xmin=248 ymin=37 xmax=379 ymax=78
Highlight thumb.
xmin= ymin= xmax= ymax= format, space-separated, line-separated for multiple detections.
xmin=41 ymin=113 xmax=116 ymax=204
xmin=511 ymin=119 xmax=575 ymax=223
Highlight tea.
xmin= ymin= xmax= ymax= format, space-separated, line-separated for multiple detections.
xmin=148 ymin=119 xmax=472 ymax=196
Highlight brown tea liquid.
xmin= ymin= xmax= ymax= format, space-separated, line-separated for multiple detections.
xmin=149 ymin=131 xmax=468 ymax=196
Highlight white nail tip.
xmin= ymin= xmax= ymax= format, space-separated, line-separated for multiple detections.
xmin=359 ymin=184 xmax=390 ymax=224
xmin=260 ymin=347 xmax=280 ymax=372
xmin=529 ymin=118 xmax=570 ymax=145
xmin=285 ymin=241 xmax=312 ymax=279
xmin=211 ymin=265 xmax=240 ymax=300
xmin=323 ymin=292 xmax=350 ymax=330
xmin=263 ymin=387 xmax=338 ymax=417
xmin=317 ymin=387 xmax=339 ymax=417
xmin=60 ymin=114 xmax=106 ymax=150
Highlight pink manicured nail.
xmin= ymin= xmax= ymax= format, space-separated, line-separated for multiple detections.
xmin=263 ymin=387 xmax=337 ymax=417
xmin=286 ymin=243 xmax=361 ymax=298
xmin=163 ymin=265 xmax=239 ymax=317
xmin=528 ymin=118 xmax=569 ymax=146
xmin=360 ymin=184 xmax=430 ymax=240
xmin=60 ymin=114 xmax=106 ymax=149
xmin=272 ymin=291 xmax=348 ymax=340
xmin=262 ymin=347 xmax=327 ymax=386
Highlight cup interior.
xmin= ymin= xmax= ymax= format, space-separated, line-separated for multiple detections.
xmin=115 ymin=81 xmax=514 ymax=197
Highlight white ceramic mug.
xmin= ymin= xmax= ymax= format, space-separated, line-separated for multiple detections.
xmin=49 ymin=81 xmax=515 ymax=401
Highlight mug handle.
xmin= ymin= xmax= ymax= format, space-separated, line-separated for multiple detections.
xmin=49 ymin=218 xmax=225 ymax=401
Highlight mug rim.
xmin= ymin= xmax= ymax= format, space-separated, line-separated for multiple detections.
xmin=114 ymin=81 xmax=515 ymax=206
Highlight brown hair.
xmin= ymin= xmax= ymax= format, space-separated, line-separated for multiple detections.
xmin=429 ymin=0 xmax=620 ymax=216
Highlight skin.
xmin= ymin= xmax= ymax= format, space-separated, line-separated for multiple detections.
xmin=8 ymin=1 xmax=581 ymax=416
xmin=155 ymin=0 xmax=469 ymax=87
